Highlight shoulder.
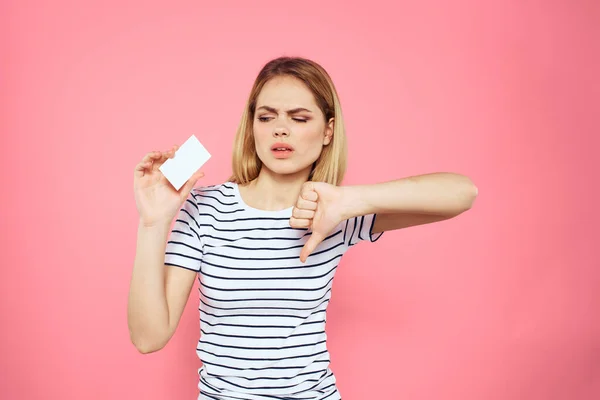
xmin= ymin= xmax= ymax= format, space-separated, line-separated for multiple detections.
xmin=189 ymin=181 xmax=236 ymax=202
xmin=187 ymin=181 xmax=240 ymax=215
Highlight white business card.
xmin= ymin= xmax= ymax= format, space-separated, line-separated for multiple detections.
xmin=159 ymin=134 xmax=211 ymax=190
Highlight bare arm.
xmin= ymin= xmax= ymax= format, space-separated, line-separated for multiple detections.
xmin=340 ymin=172 xmax=478 ymax=233
xmin=128 ymin=144 xmax=204 ymax=353
xmin=127 ymin=221 xmax=197 ymax=353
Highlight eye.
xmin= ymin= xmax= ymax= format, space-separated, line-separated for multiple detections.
xmin=292 ymin=118 xmax=308 ymax=123
xmin=257 ymin=116 xmax=272 ymax=122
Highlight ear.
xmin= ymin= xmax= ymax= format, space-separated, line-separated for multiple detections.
xmin=323 ymin=118 xmax=334 ymax=146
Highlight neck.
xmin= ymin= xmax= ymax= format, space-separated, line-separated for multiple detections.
xmin=245 ymin=167 xmax=311 ymax=211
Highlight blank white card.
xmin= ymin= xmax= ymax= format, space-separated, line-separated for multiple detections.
xmin=159 ymin=134 xmax=211 ymax=191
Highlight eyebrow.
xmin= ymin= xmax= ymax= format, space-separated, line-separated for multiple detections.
xmin=256 ymin=106 xmax=313 ymax=114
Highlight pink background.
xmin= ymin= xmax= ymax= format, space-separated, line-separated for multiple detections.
xmin=1 ymin=1 xmax=598 ymax=399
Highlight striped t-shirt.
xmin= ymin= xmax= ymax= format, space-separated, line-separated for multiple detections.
xmin=164 ymin=182 xmax=383 ymax=400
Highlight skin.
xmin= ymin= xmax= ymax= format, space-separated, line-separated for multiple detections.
xmin=127 ymin=74 xmax=478 ymax=354
xmin=128 ymin=75 xmax=332 ymax=354
xmin=238 ymin=75 xmax=334 ymax=212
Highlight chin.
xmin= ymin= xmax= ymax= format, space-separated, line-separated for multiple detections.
xmin=267 ymin=165 xmax=306 ymax=176
xmin=261 ymin=160 xmax=313 ymax=177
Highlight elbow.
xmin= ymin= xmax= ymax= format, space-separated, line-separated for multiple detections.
xmin=132 ymin=337 xmax=167 ymax=354
xmin=447 ymin=175 xmax=478 ymax=215
xmin=129 ymin=330 xmax=168 ymax=354
xmin=133 ymin=340 xmax=164 ymax=354
xmin=460 ymin=177 xmax=478 ymax=212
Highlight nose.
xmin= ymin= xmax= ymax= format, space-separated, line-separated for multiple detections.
xmin=273 ymin=126 xmax=289 ymax=138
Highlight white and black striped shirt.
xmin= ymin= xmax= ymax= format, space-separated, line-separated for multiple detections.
xmin=164 ymin=182 xmax=383 ymax=400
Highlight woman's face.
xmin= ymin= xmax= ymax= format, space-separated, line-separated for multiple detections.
xmin=253 ymin=75 xmax=333 ymax=179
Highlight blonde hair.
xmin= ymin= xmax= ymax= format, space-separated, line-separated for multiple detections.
xmin=228 ymin=57 xmax=348 ymax=186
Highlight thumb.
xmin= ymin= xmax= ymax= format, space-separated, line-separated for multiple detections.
xmin=180 ymin=170 xmax=205 ymax=197
xmin=300 ymin=231 xmax=325 ymax=263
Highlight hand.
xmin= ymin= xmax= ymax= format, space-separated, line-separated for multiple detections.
xmin=133 ymin=145 xmax=205 ymax=227
xmin=289 ymin=182 xmax=345 ymax=262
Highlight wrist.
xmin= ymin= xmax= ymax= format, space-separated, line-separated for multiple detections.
xmin=339 ymin=185 xmax=373 ymax=221
xmin=138 ymin=218 xmax=172 ymax=232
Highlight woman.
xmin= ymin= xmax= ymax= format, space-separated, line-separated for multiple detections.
xmin=128 ymin=56 xmax=478 ymax=400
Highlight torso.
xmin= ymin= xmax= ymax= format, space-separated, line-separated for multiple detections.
xmin=192 ymin=182 xmax=346 ymax=400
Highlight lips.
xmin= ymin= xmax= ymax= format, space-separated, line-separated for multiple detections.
xmin=271 ymin=143 xmax=294 ymax=151
xmin=271 ymin=142 xmax=294 ymax=159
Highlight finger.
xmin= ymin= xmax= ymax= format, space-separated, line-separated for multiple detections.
xmin=168 ymin=145 xmax=179 ymax=158
xmin=135 ymin=150 xmax=164 ymax=177
xmin=292 ymin=207 xmax=315 ymax=219
xmin=289 ymin=217 xmax=311 ymax=229
xmin=180 ymin=170 xmax=205 ymax=196
xmin=135 ymin=160 xmax=152 ymax=171
xmin=301 ymin=190 xmax=318 ymax=202
xmin=134 ymin=160 xmax=153 ymax=177
xmin=295 ymin=197 xmax=317 ymax=211
xmin=152 ymin=150 xmax=173 ymax=171
xmin=141 ymin=151 xmax=162 ymax=164
xmin=139 ymin=151 xmax=164 ymax=173
xmin=300 ymin=232 xmax=326 ymax=263
xmin=302 ymin=181 xmax=315 ymax=192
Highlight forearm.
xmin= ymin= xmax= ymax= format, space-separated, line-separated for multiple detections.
xmin=127 ymin=221 xmax=172 ymax=352
xmin=340 ymin=172 xmax=478 ymax=219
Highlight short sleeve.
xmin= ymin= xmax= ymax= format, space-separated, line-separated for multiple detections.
xmin=164 ymin=191 xmax=204 ymax=272
xmin=342 ymin=213 xmax=383 ymax=247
